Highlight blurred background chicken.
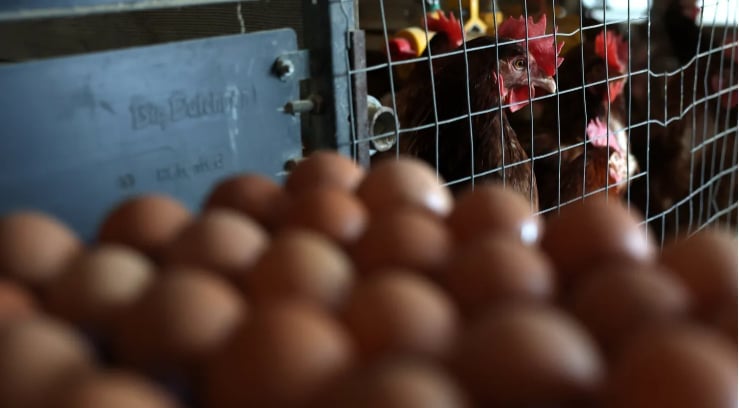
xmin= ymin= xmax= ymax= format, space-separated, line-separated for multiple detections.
xmin=664 ymin=0 xmax=711 ymax=67
xmin=629 ymin=0 xmax=738 ymax=240
xmin=376 ymin=15 xmax=564 ymax=209
xmin=383 ymin=9 xmax=466 ymax=107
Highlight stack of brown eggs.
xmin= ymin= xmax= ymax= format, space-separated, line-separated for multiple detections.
xmin=0 ymin=151 xmax=735 ymax=408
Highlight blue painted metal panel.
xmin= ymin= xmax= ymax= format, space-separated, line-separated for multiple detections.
xmin=0 ymin=28 xmax=303 ymax=241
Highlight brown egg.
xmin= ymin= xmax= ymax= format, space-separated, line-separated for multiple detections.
xmin=343 ymin=270 xmax=457 ymax=360
xmin=45 ymin=245 xmax=155 ymax=329
xmin=661 ymin=229 xmax=738 ymax=316
xmin=97 ymin=194 xmax=191 ymax=261
xmin=710 ymin=299 xmax=737 ymax=344
xmin=447 ymin=184 xmax=542 ymax=245
xmin=114 ymin=267 xmax=245 ymax=369
xmin=454 ymin=304 xmax=604 ymax=406
xmin=281 ymin=187 xmax=369 ymax=245
xmin=350 ymin=209 xmax=452 ymax=276
xmin=0 ymin=317 xmax=95 ymax=408
xmin=357 ymin=157 xmax=453 ymax=217
xmin=284 ymin=150 xmax=365 ymax=194
xmin=541 ymin=198 xmax=656 ymax=286
xmin=0 ymin=279 xmax=36 ymax=327
xmin=0 ymin=211 xmax=81 ymax=288
xmin=568 ymin=263 xmax=691 ymax=354
xmin=203 ymin=173 xmax=287 ymax=231
xmin=204 ymin=301 xmax=354 ymax=407
xmin=162 ymin=209 xmax=268 ymax=279
xmin=55 ymin=371 xmax=181 ymax=408
xmin=244 ymin=230 xmax=355 ymax=310
xmin=315 ymin=358 xmax=470 ymax=408
xmin=607 ymin=325 xmax=736 ymax=408
xmin=440 ymin=235 xmax=555 ymax=316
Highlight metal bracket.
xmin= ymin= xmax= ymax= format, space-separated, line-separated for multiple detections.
xmin=349 ymin=29 xmax=371 ymax=168
xmin=300 ymin=0 xmax=355 ymax=156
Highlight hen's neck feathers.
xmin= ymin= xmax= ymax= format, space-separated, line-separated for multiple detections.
xmin=396 ymin=37 xmax=536 ymax=201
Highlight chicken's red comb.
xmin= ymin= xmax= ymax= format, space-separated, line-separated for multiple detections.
xmin=497 ymin=14 xmax=564 ymax=77
xmin=389 ymin=38 xmax=418 ymax=61
xmin=425 ymin=11 xmax=464 ymax=49
xmin=594 ymin=30 xmax=628 ymax=74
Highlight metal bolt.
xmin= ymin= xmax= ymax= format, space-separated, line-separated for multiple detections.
xmin=273 ymin=57 xmax=295 ymax=81
xmin=284 ymin=99 xmax=315 ymax=115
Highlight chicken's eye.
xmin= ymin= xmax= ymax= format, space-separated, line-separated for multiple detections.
xmin=514 ymin=59 xmax=526 ymax=70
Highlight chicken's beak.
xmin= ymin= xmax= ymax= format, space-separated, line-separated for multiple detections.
xmin=531 ymin=77 xmax=557 ymax=95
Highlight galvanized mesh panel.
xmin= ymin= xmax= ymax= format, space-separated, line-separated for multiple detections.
xmin=354 ymin=0 xmax=738 ymax=244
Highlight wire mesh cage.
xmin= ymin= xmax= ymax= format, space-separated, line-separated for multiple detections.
xmin=354 ymin=0 xmax=739 ymax=245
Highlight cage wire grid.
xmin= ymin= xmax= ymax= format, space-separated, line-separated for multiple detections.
xmin=351 ymin=0 xmax=739 ymax=245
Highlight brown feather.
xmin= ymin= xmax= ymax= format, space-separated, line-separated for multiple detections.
xmin=377 ymin=36 xmax=540 ymax=210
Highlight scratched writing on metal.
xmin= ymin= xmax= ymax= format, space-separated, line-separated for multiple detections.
xmin=155 ymin=153 xmax=225 ymax=183
xmin=129 ymin=88 xmax=255 ymax=131
xmin=118 ymin=173 xmax=135 ymax=189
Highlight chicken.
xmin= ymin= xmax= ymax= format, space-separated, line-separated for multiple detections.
xmin=384 ymin=10 xmax=466 ymax=106
xmin=423 ymin=10 xmax=465 ymax=58
xmin=388 ymin=10 xmax=465 ymax=62
xmin=518 ymin=28 xmax=637 ymax=211
xmin=629 ymin=38 xmax=738 ymax=238
xmin=540 ymin=143 xmax=629 ymax=210
xmin=627 ymin=0 xmax=697 ymax=88
xmin=664 ymin=0 xmax=710 ymax=66
xmin=378 ymin=15 xmax=564 ymax=209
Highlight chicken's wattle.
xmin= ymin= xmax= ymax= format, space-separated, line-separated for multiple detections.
xmin=506 ymin=86 xmax=535 ymax=113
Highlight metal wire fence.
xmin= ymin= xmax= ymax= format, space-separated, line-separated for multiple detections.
xmin=353 ymin=0 xmax=738 ymax=245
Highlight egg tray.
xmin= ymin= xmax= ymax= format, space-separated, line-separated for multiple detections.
xmin=0 ymin=28 xmax=306 ymax=242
